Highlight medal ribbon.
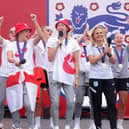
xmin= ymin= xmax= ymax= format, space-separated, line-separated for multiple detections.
xmin=83 ymin=46 xmax=89 ymax=62
xmin=114 ymin=47 xmax=123 ymax=64
xmin=16 ymin=40 xmax=27 ymax=61
xmin=98 ymin=47 xmax=105 ymax=63
xmin=41 ymin=38 xmax=46 ymax=48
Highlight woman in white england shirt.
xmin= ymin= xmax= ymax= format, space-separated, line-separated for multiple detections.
xmin=47 ymin=18 xmax=80 ymax=129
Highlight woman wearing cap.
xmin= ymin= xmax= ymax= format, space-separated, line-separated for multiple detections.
xmin=112 ymin=33 xmax=129 ymax=129
xmin=87 ymin=25 xmax=117 ymax=129
xmin=6 ymin=14 xmax=41 ymax=129
xmin=47 ymin=18 xmax=80 ymax=129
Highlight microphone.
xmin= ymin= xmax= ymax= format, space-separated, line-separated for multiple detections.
xmin=107 ymin=37 xmax=112 ymax=57
xmin=19 ymin=59 xmax=26 ymax=64
xmin=58 ymin=31 xmax=63 ymax=47
xmin=107 ymin=37 xmax=112 ymax=47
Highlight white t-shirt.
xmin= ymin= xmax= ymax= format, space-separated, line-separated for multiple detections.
xmin=34 ymin=40 xmax=53 ymax=71
xmin=0 ymin=39 xmax=11 ymax=77
xmin=7 ymin=39 xmax=35 ymax=75
xmin=87 ymin=44 xmax=114 ymax=79
xmin=47 ymin=36 xmax=80 ymax=85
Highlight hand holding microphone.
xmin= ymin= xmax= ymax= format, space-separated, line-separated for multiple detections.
xmin=19 ymin=58 xmax=26 ymax=64
xmin=58 ymin=31 xmax=63 ymax=48
xmin=106 ymin=37 xmax=112 ymax=57
xmin=14 ymin=58 xmax=26 ymax=67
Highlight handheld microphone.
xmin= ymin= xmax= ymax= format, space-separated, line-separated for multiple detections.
xmin=58 ymin=31 xmax=63 ymax=47
xmin=19 ymin=59 xmax=26 ymax=64
xmin=107 ymin=37 xmax=112 ymax=57
xmin=107 ymin=37 xmax=112 ymax=47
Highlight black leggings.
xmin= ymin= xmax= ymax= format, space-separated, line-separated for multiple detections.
xmin=40 ymin=69 xmax=49 ymax=89
xmin=89 ymin=79 xmax=117 ymax=129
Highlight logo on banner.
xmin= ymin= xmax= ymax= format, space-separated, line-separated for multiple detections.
xmin=90 ymin=2 xmax=99 ymax=11
xmin=56 ymin=2 xmax=65 ymax=11
xmin=54 ymin=1 xmax=129 ymax=43
xmin=70 ymin=5 xmax=88 ymax=34
xmin=124 ymin=2 xmax=129 ymax=11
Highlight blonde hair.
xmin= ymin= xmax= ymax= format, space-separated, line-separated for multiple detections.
xmin=90 ymin=26 xmax=106 ymax=46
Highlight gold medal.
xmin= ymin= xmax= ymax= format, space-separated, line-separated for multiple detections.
xmin=102 ymin=63 xmax=106 ymax=67
xmin=118 ymin=64 xmax=123 ymax=68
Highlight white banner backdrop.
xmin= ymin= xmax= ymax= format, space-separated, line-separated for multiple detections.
xmin=47 ymin=0 xmax=129 ymax=42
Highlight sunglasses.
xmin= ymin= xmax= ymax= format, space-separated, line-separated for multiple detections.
xmin=46 ymin=29 xmax=53 ymax=33
xmin=10 ymin=30 xmax=15 ymax=34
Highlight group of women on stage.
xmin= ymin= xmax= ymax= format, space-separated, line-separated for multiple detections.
xmin=0 ymin=14 xmax=129 ymax=129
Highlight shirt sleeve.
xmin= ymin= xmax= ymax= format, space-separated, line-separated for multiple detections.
xmin=47 ymin=37 xmax=58 ymax=48
xmin=87 ymin=44 xmax=94 ymax=56
xmin=6 ymin=41 xmax=14 ymax=52
xmin=0 ymin=39 xmax=10 ymax=48
xmin=74 ymin=39 xmax=80 ymax=52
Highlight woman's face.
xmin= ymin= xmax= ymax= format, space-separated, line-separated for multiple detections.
xmin=93 ymin=28 xmax=104 ymax=42
xmin=56 ymin=23 xmax=68 ymax=35
xmin=9 ymin=27 xmax=15 ymax=41
xmin=114 ymin=33 xmax=123 ymax=46
xmin=20 ymin=29 xmax=30 ymax=41
xmin=43 ymin=26 xmax=53 ymax=37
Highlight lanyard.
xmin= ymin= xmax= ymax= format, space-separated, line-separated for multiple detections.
xmin=97 ymin=47 xmax=105 ymax=63
xmin=41 ymin=38 xmax=46 ymax=48
xmin=60 ymin=38 xmax=68 ymax=49
xmin=65 ymin=38 xmax=67 ymax=46
xmin=83 ymin=46 xmax=89 ymax=62
xmin=16 ymin=40 xmax=27 ymax=61
xmin=114 ymin=47 xmax=124 ymax=64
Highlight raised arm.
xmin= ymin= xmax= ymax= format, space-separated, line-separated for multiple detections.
xmin=30 ymin=14 xmax=42 ymax=45
xmin=76 ymin=23 xmax=90 ymax=43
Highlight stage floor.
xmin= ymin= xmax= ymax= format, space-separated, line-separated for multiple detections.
xmin=2 ymin=118 xmax=129 ymax=129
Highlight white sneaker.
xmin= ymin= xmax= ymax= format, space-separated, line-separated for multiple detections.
xmin=12 ymin=124 xmax=22 ymax=129
xmin=54 ymin=126 xmax=59 ymax=129
xmin=73 ymin=125 xmax=81 ymax=129
xmin=33 ymin=124 xmax=40 ymax=129
xmin=73 ymin=118 xmax=81 ymax=129
xmin=117 ymin=125 xmax=124 ymax=129
xmin=73 ymin=127 xmax=81 ymax=129
xmin=88 ymin=122 xmax=96 ymax=129
xmin=49 ymin=117 xmax=54 ymax=129
xmin=117 ymin=119 xmax=124 ymax=129
xmin=65 ymin=125 xmax=70 ymax=129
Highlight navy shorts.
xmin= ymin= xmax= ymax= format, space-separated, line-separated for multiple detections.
xmin=114 ymin=78 xmax=129 ymax=91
